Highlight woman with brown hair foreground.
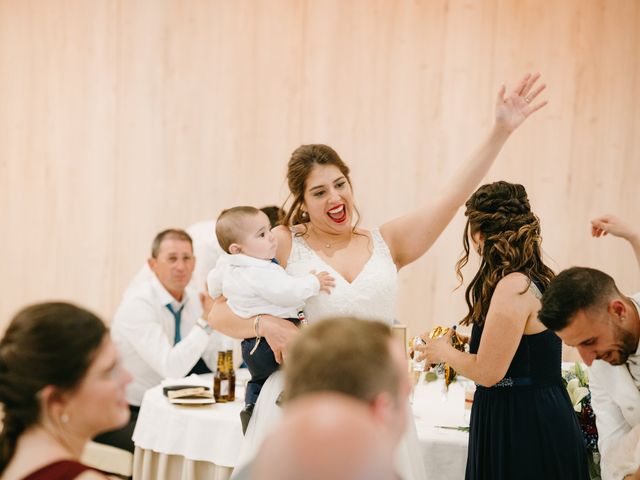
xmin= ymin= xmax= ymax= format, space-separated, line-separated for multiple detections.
xmin=0 ymin=302 xmax=131 ymax=480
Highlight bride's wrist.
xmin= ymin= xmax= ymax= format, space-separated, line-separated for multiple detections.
xmin=257 ymin=314 xmax=278 ymax=337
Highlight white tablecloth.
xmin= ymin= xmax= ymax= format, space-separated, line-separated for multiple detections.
xmin=133 ymin=372 xmax=470 ymax=480
xmin=133 ymin=373 xmax=245 ymax=470
xmin=413 ymin=378 xmax=470 ymax=480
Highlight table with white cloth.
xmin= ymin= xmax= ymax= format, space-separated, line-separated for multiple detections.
xmin=132 ymin=371 xmax=470 ymax=480
xmin=413 ymin=378 xmax=470 ymax=480
xmin=132 ymin=373 xmax=245 ymax=480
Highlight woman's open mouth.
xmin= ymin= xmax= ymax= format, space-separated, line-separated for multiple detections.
xmin=326 ymin=204 xmax=347 ymax=223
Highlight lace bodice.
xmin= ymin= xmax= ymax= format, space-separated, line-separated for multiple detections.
xmin=285 ymin=228 xmax=398 ymax=325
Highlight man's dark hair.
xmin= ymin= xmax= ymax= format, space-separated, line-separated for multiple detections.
xmin=539 ymin=266 xmax=619 ymax=331
xmin=260 ymin=205 xmax=285 ymax=228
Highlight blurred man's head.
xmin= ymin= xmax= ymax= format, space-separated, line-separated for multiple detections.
xmin=539 ymin=266 xmax=640 ymax=366
xmin=252 ymin=393 xmax=396 ymax=480
xmin=284 ymin=317 xmax=410 ymax=445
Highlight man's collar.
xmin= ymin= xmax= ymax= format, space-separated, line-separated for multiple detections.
xmin=150 ymin=275 xmax=188 ymax=309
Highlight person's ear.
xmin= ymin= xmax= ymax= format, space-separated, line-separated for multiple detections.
xmin=229 ymin=243 xmax=242 ymax=255
xmin=148 ymin=257 xmax=157 ymax=272
xmin=369 ymin=392 xmax=394 ymax=426
xmin=39 ymin=385 xmax=69 ymax=423
xmin=609 ymin=299 xmax=627 ymax=324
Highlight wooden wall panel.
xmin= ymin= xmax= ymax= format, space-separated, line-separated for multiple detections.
xmin=0 ymin=1 xmax=638 ymax=362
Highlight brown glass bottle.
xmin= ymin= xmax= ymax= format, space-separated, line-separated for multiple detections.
xmin=213 ymin=351 xmax=229 ymax=403
xmin=225 ymin=349 xmax=236 ymax=402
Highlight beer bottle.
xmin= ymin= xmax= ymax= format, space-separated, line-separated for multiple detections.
xmin=213 ymin=351 xmax=229 ymax=403
xmin=225 ymin=349 xmax=236 ymax=402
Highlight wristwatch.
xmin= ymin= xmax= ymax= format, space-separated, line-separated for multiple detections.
xmin=196 ymin=317 xmax=214 ymax=335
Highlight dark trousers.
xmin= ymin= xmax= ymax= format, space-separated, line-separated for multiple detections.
xmin=93 ymin=405 xmax=139 ymax=453
xmin=241 ymin=317 xmax=300 ymax=405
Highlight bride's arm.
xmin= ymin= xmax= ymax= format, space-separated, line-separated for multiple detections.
xmin=381 ymin=73 xmax=547 ymax=269
xmin=207 ymin=298 xmax=299 ymax=364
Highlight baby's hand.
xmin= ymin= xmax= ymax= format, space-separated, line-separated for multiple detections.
xmin=312 ymin=270 xmax=335 ymax=294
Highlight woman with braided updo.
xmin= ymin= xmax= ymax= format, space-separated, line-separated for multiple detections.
xmin=416 ymin=181 xmax=589 ymax=479
xmin=0 ymin=302 xmax=131 ymax=480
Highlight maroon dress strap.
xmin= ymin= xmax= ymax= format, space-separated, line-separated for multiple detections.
xmin=21 ymin=459 xmax=102 ymax=480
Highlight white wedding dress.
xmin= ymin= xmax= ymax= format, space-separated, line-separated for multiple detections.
xmin=232 ymin=229 xmax=426 ymax=480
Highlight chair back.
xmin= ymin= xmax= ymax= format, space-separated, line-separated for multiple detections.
xmin=81 ymin=441 xmax=134 ymax=478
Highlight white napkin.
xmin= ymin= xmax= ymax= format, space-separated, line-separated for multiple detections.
xmin=161 ymin=374 xmax=211 ymax=388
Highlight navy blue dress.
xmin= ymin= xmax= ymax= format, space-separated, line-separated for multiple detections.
xmin=466 ymin=322 xmax=589 ymax=479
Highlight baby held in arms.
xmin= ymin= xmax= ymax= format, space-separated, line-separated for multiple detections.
xmin=207 ymin=206 xmax=334 ymax=431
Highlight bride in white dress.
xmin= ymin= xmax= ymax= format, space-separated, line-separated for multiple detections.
xmin=237 ymin=227 xmax=408 ymax=474
xmin=210 ymin=73 xmax=547 ymax=479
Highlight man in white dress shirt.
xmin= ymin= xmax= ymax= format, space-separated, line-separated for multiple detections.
xmin=95 ymin=228 xmax=228 ymax=452
xmin=539 ymin=267 xmax=640 ymax=480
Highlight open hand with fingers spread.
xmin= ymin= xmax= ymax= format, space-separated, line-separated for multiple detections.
xmin=495 ymin=72 xmax=547 ymax=133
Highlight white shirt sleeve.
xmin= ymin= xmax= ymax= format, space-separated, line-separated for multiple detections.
xmin=114 ymin=297 xmax=211 ymax=379
xmin=590 ymin=364 xmax=633 ymax=467
xmin=207 ymin=257 xmax=226 ymax=299
xmin=600 ymin=425 xmax=640 ymax=480
xmin=245 ymin=267 xmax=320 ymax=307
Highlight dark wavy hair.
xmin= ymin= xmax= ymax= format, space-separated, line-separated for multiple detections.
xmin=0 ymin=302 xmax=107 ymax=472
xmin=456 ymin=181 xmax=555 ymax=326
xmin=281 ymin=144 xmax=361 ymax=236
xmin=539 ymin=267 xmax=619 ymax=331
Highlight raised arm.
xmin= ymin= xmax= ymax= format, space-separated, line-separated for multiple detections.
xmin=381 ymin=73 xmax=547 ymax=269
xmin=591 ymin=214 xmax=640 ymax=269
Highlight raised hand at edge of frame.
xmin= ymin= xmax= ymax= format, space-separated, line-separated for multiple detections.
xmin=591 ymin=214 xmax=638 ymax=241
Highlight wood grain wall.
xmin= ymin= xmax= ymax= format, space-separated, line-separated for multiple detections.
xmin=1 ymin=1 xmax=638 ymax=360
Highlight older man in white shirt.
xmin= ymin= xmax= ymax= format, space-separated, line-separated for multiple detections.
xmin=95 ymin=228 xmax=230 ymax=452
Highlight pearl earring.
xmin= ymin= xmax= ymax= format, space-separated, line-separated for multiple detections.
xmin=61 ymin=412 xmax=69 ymax=424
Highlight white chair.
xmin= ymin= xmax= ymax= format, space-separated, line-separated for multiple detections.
xmin=81 ymin=441 xmax=133 ymax=478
